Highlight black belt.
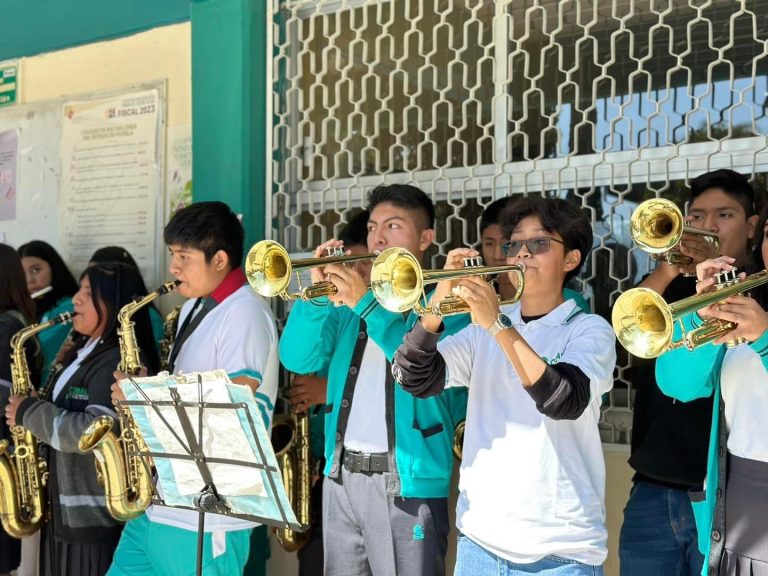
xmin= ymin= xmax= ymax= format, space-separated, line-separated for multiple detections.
xmin=342 ymin=449 xmax=389 ymax=473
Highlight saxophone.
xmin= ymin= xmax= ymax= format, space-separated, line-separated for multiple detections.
xmin=453 ymin=420 xmax=465 ymax=461
xmin=78 ymin=281 xmax=178 ymax=521
xmin=0 ymin=311 xmax=73 ymax=538
xmin=272 ymin=375 xmax=312 ymax=551
xmin=158 ymin=305 xmax=181 ymax=372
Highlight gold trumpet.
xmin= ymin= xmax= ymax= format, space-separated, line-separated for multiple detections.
xmin=245 ymin=240 xmax=377 ymax=300
xmin=612 ymin=268 xmax=768 ymax=358
xmin=370 ymin=247 xmax=526 ymax=315
xmin=631 ymin=198 xmax=719 ymax=265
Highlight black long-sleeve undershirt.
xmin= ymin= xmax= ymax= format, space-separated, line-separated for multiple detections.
xmin=392 ymin=321 xmax=592 ymax=421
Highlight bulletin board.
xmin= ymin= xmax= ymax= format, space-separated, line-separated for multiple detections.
xmin=0 ymin=80 xmax=167 ymax=287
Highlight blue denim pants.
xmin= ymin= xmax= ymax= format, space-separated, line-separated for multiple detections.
xmin=619 ymin=481 xmax=704 ymax=576
xmin=455 ymin=534 xmax=604 ymax=575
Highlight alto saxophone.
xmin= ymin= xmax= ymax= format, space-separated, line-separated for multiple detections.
xmin=158 ymin=305 xmax=181 ymax=372
xmin=78 ymin=281 xmax=178 ymax=521
xmin=272 ymin=375 xmax=313 ymax=551
xmin=0 ymin=312 xmax=73 ymax=538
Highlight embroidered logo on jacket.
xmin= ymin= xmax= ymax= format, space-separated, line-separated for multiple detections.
xmin=412 ymin=524 xmax=425 ymax=541
xmin=66 ymin=386 xmax=89 ymax=401
xmin=541 ymin=351 xmax=563 ymax=365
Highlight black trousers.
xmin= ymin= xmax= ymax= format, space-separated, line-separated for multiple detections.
xmin=298 ymin=475 xmax=325 ymax=576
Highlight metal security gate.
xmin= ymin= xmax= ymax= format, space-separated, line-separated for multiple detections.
xmin=267 ymin=0 xmax=768 ymax=444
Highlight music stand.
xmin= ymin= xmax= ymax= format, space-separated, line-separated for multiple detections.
xmin=118 ymin=370 xmax=302 ymax=576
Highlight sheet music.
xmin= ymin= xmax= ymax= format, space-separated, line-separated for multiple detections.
xmin=120 ymin=370 xmax=297 ymax=527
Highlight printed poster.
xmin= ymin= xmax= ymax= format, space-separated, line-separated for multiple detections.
xmin=60 ymin=89 xmax=161 ymax=285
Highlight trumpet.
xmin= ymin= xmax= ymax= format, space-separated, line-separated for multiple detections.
xmin=631 ymin=198 xmax=719 ymax=265
xmin=245 ymin=240 xmax=377 ymax=300
xmin=370 ymin=247 xmax=526 ymax=315
xmin=612 ymin=268 xmax=768 ymax=358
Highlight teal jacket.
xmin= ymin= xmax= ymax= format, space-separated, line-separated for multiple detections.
xmin=656 ymin=312 xmax=768 ymax=573
xmin=280 ymin=291 xmax=469 ymax=499
xmin=149 ymin=306 xmax=164 ymax=353
xmin=39 ymin=297 xmax=75 ymax=378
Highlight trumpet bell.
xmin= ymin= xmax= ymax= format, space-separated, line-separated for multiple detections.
xmin=246 ymin=240 xmax=292 ymax=297
xmin=630 ymin=198 xmax=685 ymax=254
xmin=611 ymin=287 xmax=673 ymax=359
xmin=370 ymin=247 xmax=424 ymax=313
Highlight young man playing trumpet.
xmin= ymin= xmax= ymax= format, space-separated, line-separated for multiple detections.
xmin=619 ymin=169 xmax=758 ymax=576
xmin=392 ymin=196 xmax=615 ymax=574
xmin=280 ymin=184 xmax=468 ymax=576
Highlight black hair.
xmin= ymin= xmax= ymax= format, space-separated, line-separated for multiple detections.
xmin=90 ymin=246 xmax=139 ymax=269
xmin=480 ymin=197 xmax=515 ymax=234
xmin=748 ymin=202 xmax=768 ymax=309
xmin=164 ymin=201 xmax=245 ymax=268
xmin=500 ymin=196 xmax=593 ymax=283
xmin=366 ymin=184 xmax=435 ymax=230
xmin=17 ymin=240 xmax=79 ymax=321
xmin=690 ymin=169 xmax=756 ymax=217
xmin=0 ymin=244 xmax=36 ymax=322
xmin=79 ymin=262 xmax=160 ymax=374
xmin=339 ymin=210 xmax=370 ymax=247
xmin=89 ymin=245 xmax=155 ymax=313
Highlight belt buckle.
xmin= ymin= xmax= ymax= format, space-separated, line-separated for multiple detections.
xmin=362 ymin=453 xmax=371 ymax=472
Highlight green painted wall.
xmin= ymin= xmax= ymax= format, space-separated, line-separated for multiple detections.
xmin=0 ymin=0 xmax=190 ymax=61
xmin=191 ymin=0 xmax=267 ymax=250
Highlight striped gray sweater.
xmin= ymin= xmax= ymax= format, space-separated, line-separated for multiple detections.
xmin=16 ymin=343 xmax=123 ymax=543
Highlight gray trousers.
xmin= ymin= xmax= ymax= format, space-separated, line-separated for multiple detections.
xmin=322 ymin=467 xmax=450 ymax=576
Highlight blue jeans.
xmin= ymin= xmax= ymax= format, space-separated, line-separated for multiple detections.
xmin=619 ymin=481 xmax=704 ymax=576
xmin=455 ymin=534 xmax=604 ymax=575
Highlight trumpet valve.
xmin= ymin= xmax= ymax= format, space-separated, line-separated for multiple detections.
xmin=325 ymin=246 xmax=345 ymax=257
xmin=714 ymin=268 xmax=739 ymax=289
xmin=462 ymin=256 xmax=483 ymax=268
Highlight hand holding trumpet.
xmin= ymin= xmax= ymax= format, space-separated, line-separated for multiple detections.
xmin=694 ymin=256 xmax=768 ymax=344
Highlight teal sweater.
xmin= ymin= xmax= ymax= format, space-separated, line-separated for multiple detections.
xmin=656 ymin=312 xmax=768 ymax=573
xmin=280 ymin=291 xmax=469 ymax=498
xmin=39 ymin=297 xmax=75 ymax=377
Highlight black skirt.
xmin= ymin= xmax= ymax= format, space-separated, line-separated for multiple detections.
xmin=719 ymin=455 xmax=768 ymax=576
xmin=0 ymin=524 xmax=21 ymax=572
xmin=39 ymin=520 xmax=120 ymax=576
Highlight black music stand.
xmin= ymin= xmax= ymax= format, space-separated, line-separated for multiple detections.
xmin=118 ymin=371 xmax=303 ymax=576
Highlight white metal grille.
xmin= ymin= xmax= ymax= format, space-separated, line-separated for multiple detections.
xmin=268 ymin=0 xmax=768 ymax=444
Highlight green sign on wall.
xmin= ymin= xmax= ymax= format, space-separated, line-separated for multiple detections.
xmin=0 ymin=64 xmax=18 ymax=107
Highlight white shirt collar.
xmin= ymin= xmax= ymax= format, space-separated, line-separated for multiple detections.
xmin=503 ymin=298 xmax=582 ymax=327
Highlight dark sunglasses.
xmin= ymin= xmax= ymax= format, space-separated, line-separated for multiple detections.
xmin=501 ymin=236 xmax=565 ymax=257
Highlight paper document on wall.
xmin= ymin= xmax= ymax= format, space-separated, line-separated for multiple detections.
xmin=60 ymin=89 xmax=161 ymax=285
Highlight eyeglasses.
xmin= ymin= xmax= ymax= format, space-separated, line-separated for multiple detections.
xmin=501 ymin=236 xmax=565 ymax=257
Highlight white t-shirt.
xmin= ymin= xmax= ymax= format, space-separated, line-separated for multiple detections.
xmin=439 ymin=300 xmax=615 ymax=565
xmin=343 ymin=338 xmax=388 ymax=453
xmin=146 ymin=284 xmax=279 ymax=533
xmin=721 ymin=345 xmax=768 ymax=462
